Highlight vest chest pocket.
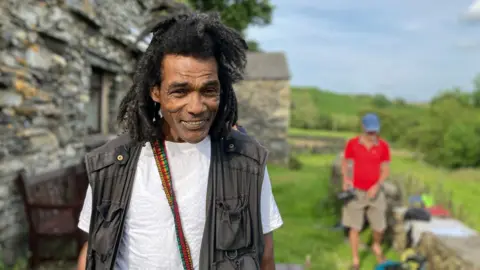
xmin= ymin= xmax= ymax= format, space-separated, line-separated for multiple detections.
xmin=91 ymin=201 xmax=124 ymax=262
xmin=215 ymin=195 xmax=252 ymax=250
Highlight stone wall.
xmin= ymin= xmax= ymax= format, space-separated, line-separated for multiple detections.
xmin=0 ymin=0 xmax=148 ymax=262
xmin=393 ymin=208 xmax=480 ymax=270
xmin=289 ymin=136 xmax=345 ymax=155
xmin=234 ymin=79 xmax=290 ymax=164
xmin=417 ymin=232 xmax=480 ymax=270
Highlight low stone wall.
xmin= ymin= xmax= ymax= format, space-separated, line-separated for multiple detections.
xmin=290 ymin=136 xmax=345 ymax=155
xmin=393 ymin=208 xmax=480 ymax=270
xmin=417 ymin=233 xmax=480 ymax=270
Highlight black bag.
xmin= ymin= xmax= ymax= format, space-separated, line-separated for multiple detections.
xmin=404 ymin=207 xmax=431 ymax=222
xmin=337 ymin=188 xmax=356 ymax=203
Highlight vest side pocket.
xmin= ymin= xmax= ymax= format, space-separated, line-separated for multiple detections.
xmin=236 ymin=254 xmax=260 ymax=269
xmin=91 ymin=201 xmax=124 ymax=263
xmin=215 ymin=196 xmax=252 ymax=250
xmin=213 ymin=253 xmax=260 ymax=270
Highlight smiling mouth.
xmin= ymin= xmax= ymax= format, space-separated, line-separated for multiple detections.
xmin=181 ymin=120 xmax=208 ymax=130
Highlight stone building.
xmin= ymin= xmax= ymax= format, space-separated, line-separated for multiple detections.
xmin=235 ymin=52 xmax=291 ymax=164
xmin=0 ymin=0 xmax=291 ymax=262
xmin=0 ymin=0 xmax=188 ymax=261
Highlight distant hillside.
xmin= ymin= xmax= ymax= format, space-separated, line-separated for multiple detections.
xmin=290 ymin=86 xmax=427 ymax=131
xmin=291 ymin=87 xmax=373 ymax=116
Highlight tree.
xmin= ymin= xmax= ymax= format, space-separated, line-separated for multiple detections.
xmin=437 ymin=120 xmax=480 ymax=168
xmin=393 ymin=97 xmax=407 ymax=106
xmin=187 ymin=0 xmax=273 ymax=32
xmin=371 ymin=94 xmax=391 ymax=108
xmin=472 ymin=74 xmax=480 ymax=107
xmin=246 ymin=40 xmax=262 ymax=52
xmin=134 ymin=0 xmax=273 ymax=51
xmin=431 ymin=87 xmax=471 ymax=107
xmin=187 ymin=0 xmax=274 ymax=51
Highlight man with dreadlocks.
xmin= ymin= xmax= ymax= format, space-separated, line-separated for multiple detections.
xmin=76 ymin=12 xmax=283 ymax=270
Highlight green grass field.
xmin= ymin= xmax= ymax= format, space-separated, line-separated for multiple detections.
xmin=292 ymin=87 xmax=373 ymax=116
xmin=291 ymin=87 xmax=427 ymax=117
xmin=269 ymin=155 xmax=398 ymax=270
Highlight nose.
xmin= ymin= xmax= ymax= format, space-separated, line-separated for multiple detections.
xmin=186 ymin=92 xmax=206 ymax=116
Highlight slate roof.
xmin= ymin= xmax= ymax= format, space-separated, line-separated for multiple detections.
xmin=244 ymin=52 xmax=290 ymax=80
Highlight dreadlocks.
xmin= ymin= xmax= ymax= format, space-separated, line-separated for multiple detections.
xmin=117 ymin=12 xmax=247 ymax=143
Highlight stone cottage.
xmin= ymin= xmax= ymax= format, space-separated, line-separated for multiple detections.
xmin=0 ymin=0 xmax=188 ymax=261
xmin=0 ymin=0 xmax=291 ymax=262
xmin=235 ymin=52 xmax=291 ymax=164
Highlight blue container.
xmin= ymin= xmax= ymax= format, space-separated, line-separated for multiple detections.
xmin=374 ymin=260 xmax=403 ymax=270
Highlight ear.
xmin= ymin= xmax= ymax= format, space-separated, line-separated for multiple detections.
xmin=150 ymin=86 xmax=161 ymax=103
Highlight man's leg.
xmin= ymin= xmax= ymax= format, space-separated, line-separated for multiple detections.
xmin=367 ymin=191 xmax=387 ymax=263
xmin=342 ymin=193 xmax=366 ymax=267
xmin=348 ymin=228 xmax=360 ymax=266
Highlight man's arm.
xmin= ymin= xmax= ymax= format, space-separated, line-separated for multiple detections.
xmin=260 ymin=168 xmax=283 ymax=270
xmin=378 ymin=163 xmax=390 ymax=184
xmin=77 ymin=241 xmax=88 ymax=270
xmin=77 ymin=186 xmax=93 ymax=270
xmin=261 ymin=233 xmax=275 ymax=270
xmin=378 ymin=142 xmax=391 ymax=184
xmin=341 ymin=158 xmax=352 ymax=185
xmin=341 ymin=139 xmax=354 ymax=189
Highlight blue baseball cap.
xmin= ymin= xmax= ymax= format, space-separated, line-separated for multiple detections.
xmin=362 ymin=113 xmax=380 ymax=132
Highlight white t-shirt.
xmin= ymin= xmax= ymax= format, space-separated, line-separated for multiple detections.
xmin=78 ymin=136 xmax=283 ymax=270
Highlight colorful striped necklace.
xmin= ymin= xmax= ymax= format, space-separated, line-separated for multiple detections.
xmin=152 ymin=139 xmax=194 ymax=270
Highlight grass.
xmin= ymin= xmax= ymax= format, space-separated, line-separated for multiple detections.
xmin=269 ymin=154 xmax=398 ymax=270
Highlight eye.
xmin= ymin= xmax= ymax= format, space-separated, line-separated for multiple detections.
xmin=170 ymin=88 xmax=187 ymax=97
xmin=203 ymin=87 xmax=219 ymax=96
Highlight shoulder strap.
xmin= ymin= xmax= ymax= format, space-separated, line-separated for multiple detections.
xmin=151 ymin=140 xmax=194 ymax=270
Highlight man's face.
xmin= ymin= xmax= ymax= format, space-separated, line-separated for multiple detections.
xmin=363 ymin=129 xmax=378 ymax=141
xmin=151 ymin=55 xmax=220 ymax=143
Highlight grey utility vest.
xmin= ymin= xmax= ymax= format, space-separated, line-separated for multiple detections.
xmin=83 ymin=130 xmax=268 ymax=269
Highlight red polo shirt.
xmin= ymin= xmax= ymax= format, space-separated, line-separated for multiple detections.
xmin=344 ymin=136 xmax=390 ymax=191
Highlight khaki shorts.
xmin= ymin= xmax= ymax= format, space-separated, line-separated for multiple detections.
xmin=342 ymin=188 xmax=387 ymax=232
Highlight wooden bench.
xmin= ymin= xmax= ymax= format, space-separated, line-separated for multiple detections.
xmin=15 ymin=163 xmax=89 ymax=269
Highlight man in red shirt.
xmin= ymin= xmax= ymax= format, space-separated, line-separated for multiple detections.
xmin=341 ymin=113 xmax=390 ymax=269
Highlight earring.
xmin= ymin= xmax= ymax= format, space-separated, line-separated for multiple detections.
xmin=153 ymin=102 xmax=162 ymax=122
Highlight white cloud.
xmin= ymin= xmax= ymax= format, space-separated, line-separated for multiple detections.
xmin=466 ymin=0 xmax=480 ymax=20
xmin=247 ymin=0 xmax=480 ymax=101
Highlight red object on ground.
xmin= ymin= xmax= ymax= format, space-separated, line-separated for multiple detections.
xmin=426 ymin=205 xmax=451 ymax=217
xmin=344 ymin=136 xmax=391 ymax=191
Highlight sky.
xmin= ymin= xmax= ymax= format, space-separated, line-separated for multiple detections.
xmin=247 ymin=0 xmax=480 ymax=101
